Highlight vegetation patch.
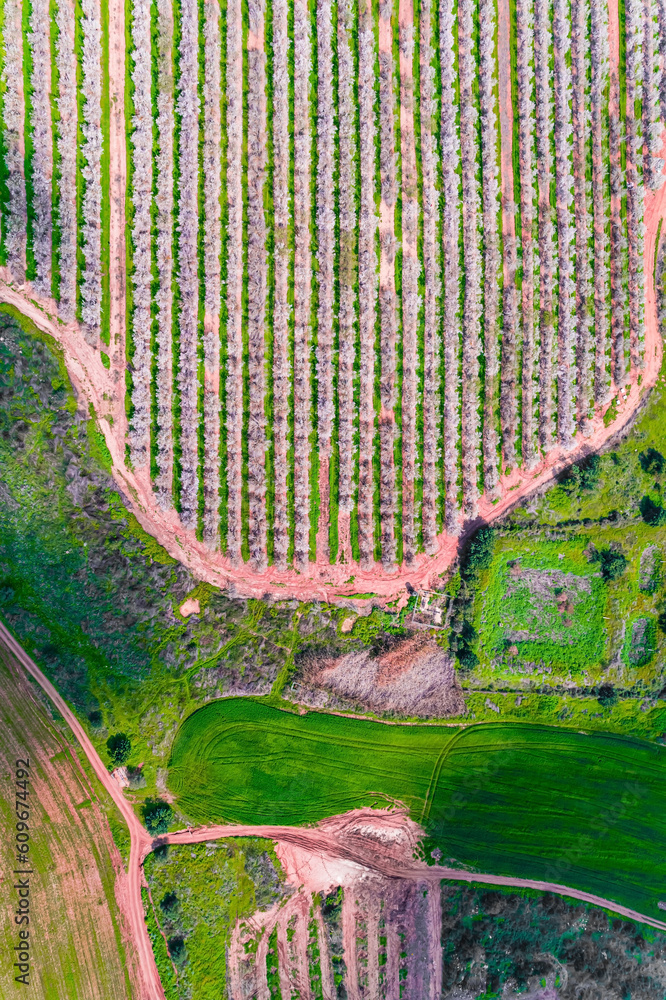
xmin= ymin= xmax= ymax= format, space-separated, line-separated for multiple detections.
xmin=439 ymin=883 xmax=666 ymax=997
xmin=480 ymin=541 xmax=605 ymax=671
xmin=639 ymin=543 xmax=661 ymax=592
xmin=623 ymin=616 xmax=656 ymax=667
xmin=143 ymin=838 xmax=287 ymax=1000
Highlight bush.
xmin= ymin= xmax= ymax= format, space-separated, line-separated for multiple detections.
xmin=143 ymin=798 xmax=173 ymax=835
xmin=449 ymin=527 xmax=494 ymax=670
xmin=561 ymin=455 xmax=602 ymax=494
xmin=167 ymin=936 xmax=187 ymax=966
xmin=106 ymin=732 xmax=131 ymax=765
xmin=639 ymin=448 xmax=665 ymax=475
xmin=561 ymin=465 xmax=581 ymax=493
xmin=462 ymin=526 xmax=495 ymax=580
xmin=591 ymin=547 xmax=628 ymax=581
xmin=597 ymin=684 xmax=618 ymax=708
xmin=579 ymin=454 xmax=602 ymax=491
xmin=88 ymin=710 xmax=103 ymax=728
xmin=456 ymin=647 xmax=479 ymax=670
xmin=160 ymin=891 xmax=179 ymax=917
xmin=639 ymin=495 xmax=666 ymax=526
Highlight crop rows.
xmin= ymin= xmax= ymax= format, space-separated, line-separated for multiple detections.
xmin=128 ymin=0 xmax=152 ymax=467
xmin=0 ymin=0 xmax=662 ymax=571
xmin=0 ymin=0 xmax=110 ymax=328
xmin=27 ymin=0 xmax=52 ymax=296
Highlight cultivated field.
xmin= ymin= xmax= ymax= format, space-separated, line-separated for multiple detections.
xmin=0 ymin=642 xmax=135 ymax=1000
xmin=168 ymin=700 xmax=666 ymax=918
xmin=168 ymin=698 xmax=448 ymax=823
xmin=0 ymin=0 xmax=663 ymax=596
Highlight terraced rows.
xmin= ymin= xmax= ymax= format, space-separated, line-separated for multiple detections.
xmin=0 ymin=0 xmax=663 ymax=571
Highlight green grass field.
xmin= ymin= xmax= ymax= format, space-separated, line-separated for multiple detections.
xmin=168 ymin=700 xmax=666 ymax=919
xmin=480 ymin=539 xmax=606 ymax=671
xmin=168 ymin=698 xmax=450 ymax=824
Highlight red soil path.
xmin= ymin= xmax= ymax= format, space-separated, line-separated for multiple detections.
xmin=3 ymin=231 xmax=662 ymax=607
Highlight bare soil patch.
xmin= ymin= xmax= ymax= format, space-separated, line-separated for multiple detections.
xmin=179 ymin=597 xmax=200 ymax=617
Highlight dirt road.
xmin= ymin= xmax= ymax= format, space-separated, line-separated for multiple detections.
xmin=1 ymin=0 xmax=665 ymax=603
xmin=163 ymin=817 xmax=666 ymax=934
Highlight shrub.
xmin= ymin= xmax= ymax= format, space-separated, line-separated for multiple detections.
xmin=561 ymin=465 xmax=581 ymax=493
xmin=106 ymin=732 xmax=131 ymax=765
xmin=160 ymin=891 xmax=179 ymax=917
xmin=167 ymin=936 xmax=187 ymax=965
xmin=456 ymin=647 xmax=479 ymax=669
xmin=143 ymin=798 xmax=173 ymax=835
xmin=658 ymin=608 xmax=666 ymax=635
xmin=462 ymin=526 xmax=495 ymax=580
xmin=579 ymin=454 xmax=602 ymax=491
xmin=561 ymin=455 xmax=602 ymax=494
xmin=639 ymin=495 xmax=666 ymax=525
xmin=450 ymin=526 xmax=495 ymax=669
xmin=88 ymin=709 xmax=103 ymax=728
xmin=639 ymin=448 xmax=665 ymax=475
xmin=597 ymin=684 xmax=618 ymax=707
xmin=591 ymin=547 xmax=628 ymax=581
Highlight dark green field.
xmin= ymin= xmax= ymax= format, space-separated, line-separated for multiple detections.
xmin=169 ymin=700 xmax=666 ymax=918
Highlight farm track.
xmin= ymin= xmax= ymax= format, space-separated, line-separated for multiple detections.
xmin=3 ymin=622 xmax=666 ymax=1000
xmin=0 ymin=240 xmax=663 ymax=605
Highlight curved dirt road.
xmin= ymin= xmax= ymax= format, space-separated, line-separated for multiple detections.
xmin=0 ymin=148 xmax=664 ymax=607
xmin=3 ymin=620 xmax=666 ymax=1000
xmin=163 ymin=822 xmax=666 ymax=934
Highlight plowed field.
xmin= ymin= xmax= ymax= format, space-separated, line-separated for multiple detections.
xmin=0 ymin=644 xmax=134 ymax=1000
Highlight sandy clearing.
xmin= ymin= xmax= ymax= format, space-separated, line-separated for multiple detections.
xmin=179 ymin=597 xmax=201 ymax=617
